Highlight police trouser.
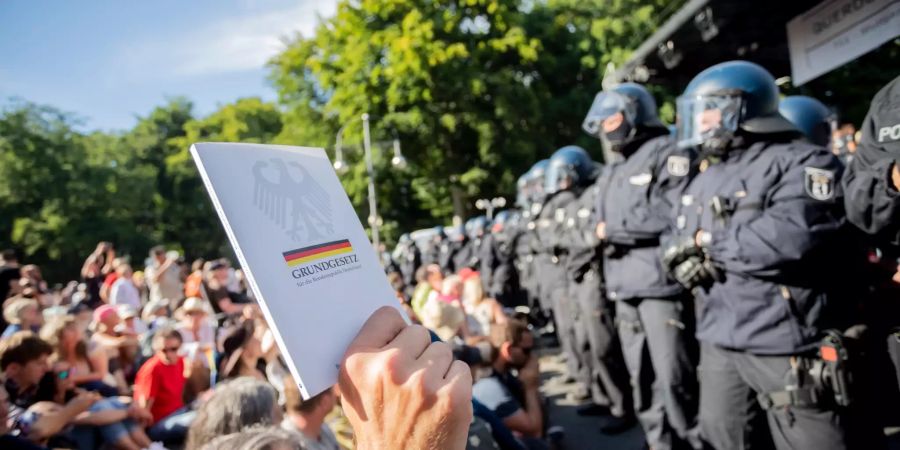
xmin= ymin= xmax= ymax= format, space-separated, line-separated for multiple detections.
xmin=570 ymin=266 xmax=631 ymax=417
xmin=699 ymin=343 xmax=848 ymax=450
xmin=617 ymin=298 xmax=700 ymax=450
xmin=544 ymin=260 xmax=583 ymax=381
xmin=890 ymin=330 xmax=900 ymax=393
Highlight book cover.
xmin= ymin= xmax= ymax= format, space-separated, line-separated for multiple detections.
xmin=190 ymin=142 xmax=402 ymax=399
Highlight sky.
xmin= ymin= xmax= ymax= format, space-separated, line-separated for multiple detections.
xmin=0 ymin=0 xmax=337 ymax=132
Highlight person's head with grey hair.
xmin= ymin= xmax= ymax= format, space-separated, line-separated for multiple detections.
xmin=200 ymin=426 xmax=303 ymax=450
xmin=186 ymin=377 xmax=282 ymax=450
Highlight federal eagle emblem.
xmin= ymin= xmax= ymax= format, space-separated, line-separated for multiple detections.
xmin=252 ymin=158 xmax=334 ymax=242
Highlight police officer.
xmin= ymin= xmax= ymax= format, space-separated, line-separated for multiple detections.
xmin=556 ymin=158 xmax=635 ymax=430
xmin=459 ymin=216 xmax=489 ymax=272
xmin=778 ymin=95 xmax=836 ymax=149
xmin=584 ymin=82 xmax=700 ymax=449
xmin=447 ymin=223 xmax=470 ymax=274
xmin=483 ymin=210 xmax=524 ymax=307
xmin=841 ymin=75 xmax=900 ymax=427
xmin=395 ymin=233 xmax=421 ymax=299
xmin=538 ymin=146 xmax=593 ymax=386
xmin=512 ymin=166 xmax=544 ymax=317
xmin=664 ymin=61 xmax=850 ymax=449
xmin=420 ymin=226 xmax=444 ymax=267
xmin=843 ymin=74 xmax=900 ymax=247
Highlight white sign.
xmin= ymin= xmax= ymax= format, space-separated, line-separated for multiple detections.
xmin=191 ymin=142 xmax=403 ymax=399
xmin=787 ymin=0 xmax=900 ymax=85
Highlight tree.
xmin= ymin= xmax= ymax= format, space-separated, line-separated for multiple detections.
xmin=0 ymin=102 xmax=156 ymax=281
xmin=270 ymin=0 xmax=621 ymax=240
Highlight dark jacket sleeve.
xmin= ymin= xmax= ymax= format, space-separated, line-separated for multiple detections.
xmin=842 ymin=110 xmax=900 ymax=245
xmin=708 ymin=148 xmax=845 ymax=277
xmin=605 ymin=142 xmax=695 ymax=244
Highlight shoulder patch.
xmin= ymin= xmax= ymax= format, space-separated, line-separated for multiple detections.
xmin=666 ymin=155 xmax=690 ymax=177
xmin=804 ymin=167 xmax=835 ymax=201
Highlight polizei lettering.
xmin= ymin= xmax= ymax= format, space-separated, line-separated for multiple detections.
xmin=291 ymin=254 xmax=358 ymax=279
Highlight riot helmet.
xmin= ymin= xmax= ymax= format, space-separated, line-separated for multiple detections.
xmin=583 ymin=82 xmax=665 ymax=152
xmin=516 ymin=173 xmax=530 ymax=209
xmin=465 ymin=216 xmax=489 ymax=240
xmin=676 ymin=61 xmax=797 ymax=155
xmin=778 ymin=95 xmax=836 ymax=148
xmin=525 ymin=160 xmax=549 ymax=204
xmin=545 ymin=145 xmax=595 ymax=195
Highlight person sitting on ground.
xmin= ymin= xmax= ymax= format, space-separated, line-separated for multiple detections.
xmin=175 ymin=298 xmax=215 ymax=369
xmin=2 ymin=298 xmax=41 ymax=340
xmin=281 ymin=380 xmax=339 ymax=450
xmin=185 ymin=377 xmax=281 ymax=450
xmin=202 ymin=260 xmax=250 ymax=318
xmin=0 ymin=331 xmax=99 ymax=445
xmin=183 ymin=259 xmax=205 ymax=300
xmin=460 ymin=272 xmax=507 ymax=337
xmin=387 ymin=271 xmax=418 ymax=323
xmin=411 ymin=264 xmax=442 ymax=317
xmin=420 ymin=280 xmax=468 ymax=342
xmin=99 ymin=257 xmax=127 ymax=303
xmin=218 ymin=320 xmax=266 ymax=381
xmin=109 ymin=265 xmax=141 ymax=310
xmin=18 ymin=266 xmax=48 ymax=298
xmin=0 ymin=384 xmax=49 ymax=450
xmin=339 ymin=306 xmax=472 ymax=450
xmin=40 ymin=315 xmax=117 ymax=397
xmin=472 ymin=319 xmax=544 ymax=439
xmin=117 ymin=305 xmax=148 ymax=336
xmin=134 ymin=327 xmax=198 ymax=445
xmin=145 ymin=247 xmax=184 ymax=306
xmin=89 ymin=305 xmax=138 ymax=394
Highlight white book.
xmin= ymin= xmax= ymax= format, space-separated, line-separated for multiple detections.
xmin=190 ymin=142 xmax=402 ymax=399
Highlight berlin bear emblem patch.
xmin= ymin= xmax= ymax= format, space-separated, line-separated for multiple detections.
xmin=804 ymin=167 xmax=835 ymax=201
xmin=666 ymin=155 xmax=690 ymax=177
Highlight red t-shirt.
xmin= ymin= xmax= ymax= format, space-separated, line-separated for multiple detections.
xmin=133 ymin=354 xmax=186 ymax=424
xmin=102 ymin=273 xmax=119 ymax=290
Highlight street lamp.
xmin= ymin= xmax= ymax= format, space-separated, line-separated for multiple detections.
xmin=475 ymin=197 xmax=507 ymax=220
xmin=333 ymin=113 xmax=408 ymax=250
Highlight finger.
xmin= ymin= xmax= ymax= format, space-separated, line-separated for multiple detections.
xmin=384 ymin=324 xmax=432 ymax=360
xmin=415 ymin=341 xmax=454 ymax=378
xmin=347 ymin=306 xmax=406 ymax=352
xmin=442 ymin=360 xmax=473 ymax=400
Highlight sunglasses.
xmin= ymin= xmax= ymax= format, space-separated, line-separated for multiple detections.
xmin=163 ymin=346 xmax=181 ymax=354
xmin=518 ymin=346 xmax=534 ymax=356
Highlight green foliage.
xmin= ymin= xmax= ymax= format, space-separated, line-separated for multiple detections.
xmin=1 ymin=0 xmax=683 ymax=281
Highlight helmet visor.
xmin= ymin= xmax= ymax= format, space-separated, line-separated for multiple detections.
xmin=676 ymin=94 xmax=743 ymax=149
xmin=583 ymin=91 xmax=632 ymax=138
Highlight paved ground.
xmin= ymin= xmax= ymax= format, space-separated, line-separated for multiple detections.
xmin=536 ymin=344 xmax=900 ymax=450
xmin=537 ymin=347 xmax=646 ymax=450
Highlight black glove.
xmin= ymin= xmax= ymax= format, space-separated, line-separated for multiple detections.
xmin=661 ymin=236 xmax=704 ymax=272
xmin=672 ymin=254 xmax=720 ymax=290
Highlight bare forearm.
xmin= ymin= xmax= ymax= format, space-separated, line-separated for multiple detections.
xmin=29 ymin=403 xmax=84 ymax=439
xmin=523 ymin=388 xmax=543 ymax=437
xmin=73 ymin=409 xmax=128 ymax=426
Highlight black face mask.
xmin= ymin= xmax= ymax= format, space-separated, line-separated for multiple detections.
xmin=602 ymin=119 xmax=633 ymax=153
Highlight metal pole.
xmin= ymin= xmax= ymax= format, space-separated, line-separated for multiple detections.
xmin=486 ymin=205 xmax=494 ymax=220
xmin=362 ymin=113 xmax=380 ymax=250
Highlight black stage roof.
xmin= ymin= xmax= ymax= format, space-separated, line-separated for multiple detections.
xmin=607 ymin=0 xmax=824 ymax=89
